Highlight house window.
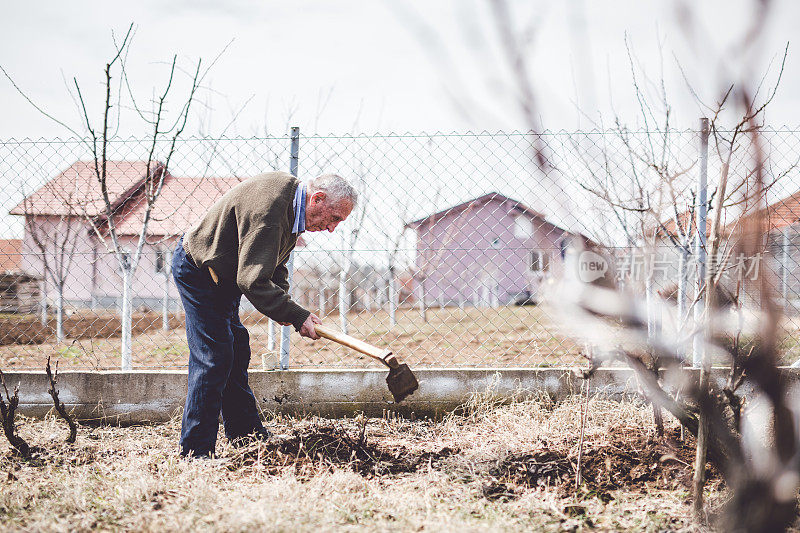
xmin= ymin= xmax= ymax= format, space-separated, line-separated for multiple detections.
xmin=155 ymin=249 xmax=166 ymax=274
xmin=514 ymin=216 xmax=533 ymax=239
xmin=530 ymin=250 xmax=549 ymax=272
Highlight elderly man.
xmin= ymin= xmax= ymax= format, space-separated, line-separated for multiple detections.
xmin=172 ymin=171 xmax=356 ymax=458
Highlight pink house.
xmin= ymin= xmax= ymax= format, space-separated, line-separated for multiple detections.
xmin=406 ymin=193 xmax=577 ymax=307
xmin=10 ymin=161 xmax=248 ymax=310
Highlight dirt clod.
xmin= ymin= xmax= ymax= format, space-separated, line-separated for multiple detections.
xmin=481 ymin=480 xmax=518 ymax=501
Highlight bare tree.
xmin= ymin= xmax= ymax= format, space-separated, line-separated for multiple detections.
xmin=46 ymin=356 xmax=77 ymax=444
xmin=19 ymin=176 xmax=83 ymax=343
xmin=560 ymin=118 xmax=798 ymax=528
xmin=383 ymin=212 xmax=412 ymax=328
xmin=1 ymin=24 xmax=219 ymax=369
xmin=76 ymin=29 xmax=205 ymax=369
xmin=367 ymin=181 xmax=416 ymax=328
xmin=478 ymin=0 xmax=799 ymax=528
xmin=0 ymin=369 xmax=30 ymax=457
xmin=337 ymin=165 xmax=370 ymax=334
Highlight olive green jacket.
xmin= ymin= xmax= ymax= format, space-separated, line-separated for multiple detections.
xmin=183 ymin=171 xmax=310 ymax=330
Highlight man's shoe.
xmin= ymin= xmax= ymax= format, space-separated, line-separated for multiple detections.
xmin=180 ymin=449 xmax=214 ymax=460
xmin=230 ymin=427 xmax=273 ymax=448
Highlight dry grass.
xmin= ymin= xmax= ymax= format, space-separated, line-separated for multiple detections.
xmin=0 ymin=395 xmax=741 ymax=532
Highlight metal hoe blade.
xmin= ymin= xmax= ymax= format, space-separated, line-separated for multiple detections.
xmin=386 ymin=363 xmax=419 ymax=403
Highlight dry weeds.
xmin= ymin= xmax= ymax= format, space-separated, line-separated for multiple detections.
xmin=0 ymin=395 xmax=764 ymax=532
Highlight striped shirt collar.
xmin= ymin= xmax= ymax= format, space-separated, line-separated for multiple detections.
xmin=292 ymin=182 xmax=307 ymax=234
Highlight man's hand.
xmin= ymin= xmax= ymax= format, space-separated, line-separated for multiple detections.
xmin=299 ymin=313 xmax=322 ymax=339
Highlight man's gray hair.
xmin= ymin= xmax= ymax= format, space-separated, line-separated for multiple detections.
xmin=308 ymin=173 xmax=358 ymax=208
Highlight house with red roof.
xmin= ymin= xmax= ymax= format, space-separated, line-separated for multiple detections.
xmin=648 ymin=191 xmax=800 ymax=310
xmin=760 ymin=190 xmax=800 ymax=306
xmin=406 ymin=192 xmax=580 ymax=307
xmin=10 ymin=161 xmax=300 ymax=311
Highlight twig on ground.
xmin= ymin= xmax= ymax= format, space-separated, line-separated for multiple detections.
xmin=357 ymin=414 xmax=368 ymax=449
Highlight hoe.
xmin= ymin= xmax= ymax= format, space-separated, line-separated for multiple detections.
xmin=314 ymin=324 xmax=419 ymax=403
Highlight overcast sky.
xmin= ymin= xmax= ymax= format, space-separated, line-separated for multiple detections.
xmin=1 ymin=0 xmax=799 ymax=139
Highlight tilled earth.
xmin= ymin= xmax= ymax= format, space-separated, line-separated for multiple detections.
xmin=484 ymin=427 xmax=718 ymax=502
xmin=230 ymin=421 xmax=458 ymax=478
xmin=3 ymin=419 xmax=715 ymax=499
xmin=0 ymin=401 xmax=737 ymax=532
xmin=216 ymin=421 xmax=717 ymax=503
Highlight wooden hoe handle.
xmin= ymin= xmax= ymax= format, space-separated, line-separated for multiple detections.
xmin=314 ymin=324 xmax=398 ymax=368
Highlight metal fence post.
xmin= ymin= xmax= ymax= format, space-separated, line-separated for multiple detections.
xmin=280 ymin=126 xmax=300 ymax=370
xmin=162 ymin=250 xmax=171 ymax=331
xmin=782 ymin=228 xmax=790 ymax=306
xmin=693 ymin=117 xmax=709 ymax=367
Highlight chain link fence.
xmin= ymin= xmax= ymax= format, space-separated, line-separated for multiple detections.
xmin=0 ymin=127 xmax=798 ymax=370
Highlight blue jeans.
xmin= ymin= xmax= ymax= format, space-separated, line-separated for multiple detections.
xmin=172 ymin=237 xmax=265 ymax=456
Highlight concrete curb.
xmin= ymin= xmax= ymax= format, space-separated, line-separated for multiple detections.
xmin=4 ymin=367 xmax=798 ymax=424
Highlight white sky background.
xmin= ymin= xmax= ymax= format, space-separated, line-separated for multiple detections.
xmin=1 ymin=0 xmax=799 ymax=138
xmin=0 ymin=0 xmax=799 ymax=253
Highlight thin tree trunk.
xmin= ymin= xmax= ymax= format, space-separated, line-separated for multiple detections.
xmin=693 ymin=373 xmax=710 ymax=520
xmin=645 ymin=268 xmax=663 ymax=435
xmin=677 ymin=248 xmax=689 ymax=443
xmin=388 ymin=270 xmax=398 ymax=328
xmin=91 ymin=245 xmax=98 ymax=310
xmin=55 ymin=283 xmax=64 ymax=343
xmin=417 ymin=277 xmax=427 ymax=323
xmin=40 ymin=279 xmax=47 ymax=325
xmin=121 ymin=267 xmax=133 ymax=370
xmin=319 ymin=289 xmax=326 ymax=317
xmin=677 ymin=248 xmax=689 ymax=358
xmin=339 ymin=250 xmax=352 ymax=334
xmin=782 ymin=229 xmax=789 ymax=307
xmin=339 ymin=272 xmax=349 ymax=334
xmin=646 ymin=268 xmax=656 ymax=341
xmin=268 ymin=319 xmax=276 ymax=352
xmin=161 ymin=271 xmax=170 ymax=332
xmin=695 ymin=120 xmax=724 ymax=520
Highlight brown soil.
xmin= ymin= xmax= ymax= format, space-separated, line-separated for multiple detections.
xmin=209 ymin=420 xmax=717 ymax=504
xmin=232 ymin=422 xmax=457 ymax=478
xmin=0 ymin=399 xmax=737 ymax=532
xmin=487 ymin=426 xmax=718 ymax=502
xmin=8 ymin=417 xmax=714 ymax=503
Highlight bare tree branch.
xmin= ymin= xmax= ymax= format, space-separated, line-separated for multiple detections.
xmin=45 ymin=357 xmax=77 ymax=444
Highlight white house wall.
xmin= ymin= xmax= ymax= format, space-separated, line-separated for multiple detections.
xmin=22 ymin=217 xmax=182 ymax=310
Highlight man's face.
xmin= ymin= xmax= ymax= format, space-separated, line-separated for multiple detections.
xmin=305 ymin=192 xmax=353 ymax=232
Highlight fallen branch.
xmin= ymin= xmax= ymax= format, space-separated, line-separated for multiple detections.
xmin=0 ymin=369 xmax=30 ymax=456
xmin=46 ymin=357 xmax=77 ymax=443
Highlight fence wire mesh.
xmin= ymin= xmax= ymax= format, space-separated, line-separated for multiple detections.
xmin=0 ymin=128 xmax=799 ymax=370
